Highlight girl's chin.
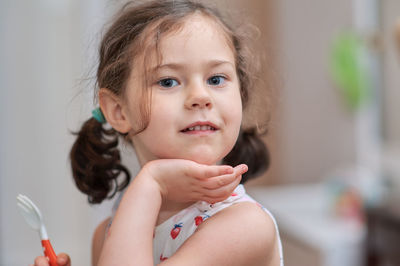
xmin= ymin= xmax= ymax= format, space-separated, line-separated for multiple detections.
xmin=178 ymin=151 xmax=226 ymax=165
xmin=190 ymin=157 xmax=220 ymax=165
xmin=156 ymin=146 xmax=232 ymax=165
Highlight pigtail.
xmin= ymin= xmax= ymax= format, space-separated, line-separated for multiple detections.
xmin=70 ymin=118 xmax=130 ymax=204
xmin=223 ymin=127 xmax=269 ymax=183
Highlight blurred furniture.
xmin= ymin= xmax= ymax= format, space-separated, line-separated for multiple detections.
xmin=247 ymin=183 xmax=366 ymax=266
xmin=366 ymin=198 xmax=400 ymax=266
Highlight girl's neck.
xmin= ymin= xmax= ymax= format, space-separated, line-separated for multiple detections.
xmin=156 ymin=200 xmax=195 ymax=226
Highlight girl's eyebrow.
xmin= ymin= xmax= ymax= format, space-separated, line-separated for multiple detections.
xmin=154 ymin=60 xmax=234 ymax=71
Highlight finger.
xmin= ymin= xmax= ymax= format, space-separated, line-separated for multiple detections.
xmin=202 ymin=174 xmax=242 ymax=202
xmin=199 ymin=164 xmax=247 ymax=190
xmin=200 ymin=172 xmax=238 ymax=189
xmin=192 ymin=164 xmax=234 ymax=179
xmin=233 ymin=164 xmax=248 ymax=175
xmin=34 ymin=256 xmax=49 ymax=266
xmin=57 ymin=253 xmax=71 ymax=266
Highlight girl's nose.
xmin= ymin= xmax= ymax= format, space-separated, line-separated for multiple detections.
xmin=184 ymin=84 xmax=213 ymax=110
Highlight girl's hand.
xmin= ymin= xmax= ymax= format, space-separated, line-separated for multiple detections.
xmin=32 ymin=253 xmax=71 ymax=266
xmin=142 ymin=159 xmax=248 ymax=204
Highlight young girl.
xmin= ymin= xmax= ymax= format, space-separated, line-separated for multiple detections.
xmin=33 ymin=1 xmax=283 ymax=265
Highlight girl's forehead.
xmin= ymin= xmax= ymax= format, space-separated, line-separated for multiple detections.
xmin=155 ymin=14 xmax=235 ymax=65
xmin=168 ymin=14 xmax=230 ymax=43
xmin=180 ymin=13 xmax=222 ymax=33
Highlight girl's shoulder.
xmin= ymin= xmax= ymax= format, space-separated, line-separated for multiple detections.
xmin=156 ymin=185 xmax=283 ymax=265
xmin=161 ymin=200 xmax=280 ymax=265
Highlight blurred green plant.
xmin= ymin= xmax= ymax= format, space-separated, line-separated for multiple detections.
xmin=330 ymin=32 xmax=371 ymax=111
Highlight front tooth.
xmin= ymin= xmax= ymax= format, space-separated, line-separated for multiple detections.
xmin=200 ymin=125 xmax=208 ymax=131
xmin=194 ymin=125 xmax=201 ymax=131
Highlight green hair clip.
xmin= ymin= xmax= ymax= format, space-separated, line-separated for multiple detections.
xmin=92 ymin=107 xmax=106 ymax=124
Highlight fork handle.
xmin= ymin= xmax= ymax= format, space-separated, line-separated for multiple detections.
xmin=41 ymin=239 xmax=58 ymax=266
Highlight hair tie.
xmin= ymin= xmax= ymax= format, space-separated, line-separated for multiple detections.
xmin=92 ymin=107 xmax=106 ymax=123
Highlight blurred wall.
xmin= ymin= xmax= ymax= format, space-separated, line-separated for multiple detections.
xmin=0 ymin=0 xmax=120 ymax=265
xmin=271 ymin=0 xmax=367 ymax=184
xmin=381 ymin=0 xmax=400 ymax=146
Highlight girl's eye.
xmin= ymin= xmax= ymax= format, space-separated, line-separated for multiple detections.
xmin=158 ymin=78 xmax=179 ymax=88
xmin=207 ymin=75 xmax=226 ymax=86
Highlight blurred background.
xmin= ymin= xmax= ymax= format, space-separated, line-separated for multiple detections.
xmin=1 ymin=0 xmax=399 ymax=265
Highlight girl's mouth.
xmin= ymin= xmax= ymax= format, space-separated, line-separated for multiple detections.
xmin=181 ymin=125 xmax=217 ymax=132
xmin=180 ymin=121 xmax=219 ymax=133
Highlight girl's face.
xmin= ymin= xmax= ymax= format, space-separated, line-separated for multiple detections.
xmin=125 ymin=14 xmax=242 ymax=165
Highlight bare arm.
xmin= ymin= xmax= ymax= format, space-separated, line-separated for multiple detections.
xmin=92 ymin=217 xmax=110 ymax=266
xmin=98 ymin=173 xmax=161 ymax=265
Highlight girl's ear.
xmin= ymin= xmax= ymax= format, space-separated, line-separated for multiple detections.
xmin=99 ymin=88 xmax=132 ymax=133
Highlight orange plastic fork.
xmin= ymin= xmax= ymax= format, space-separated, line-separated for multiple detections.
xmin=17 ymin=194 xmax=57 ymax=266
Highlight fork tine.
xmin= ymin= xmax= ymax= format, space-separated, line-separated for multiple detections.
xmin=18 ymin=195 xmax=35 ymax=209
xmin=17 ymin=194 xmax=27 ymax=201
xmin=17 ymin=202 xmax=31 ymax=214
xmin=16 ymin=194 xmax=26 ymax=204
xmin=18 ymin=194 xmax=43 ymax=219
xmin=17 ymin=201 xmax=41 ymax=231
xmin=21 ymin=195 xmax=42 ymax=217
xmin=17 ymin=194 xmax=30 ymax=204
xmin=17 ymin=195 xmax=35 ymax=213
xmin=17 ymin=195 xmax=30 ymax=208
xmin=19 ymin=194 xmax=32 ymax=204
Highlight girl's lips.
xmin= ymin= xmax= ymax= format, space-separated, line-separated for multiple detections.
xmin=180 ymin=121 xmax=219 ymax=132
xmin=181 ymin=129 xmax=217 ymax=136
xmin=180 ymin=121 xmax=219 ymax=136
